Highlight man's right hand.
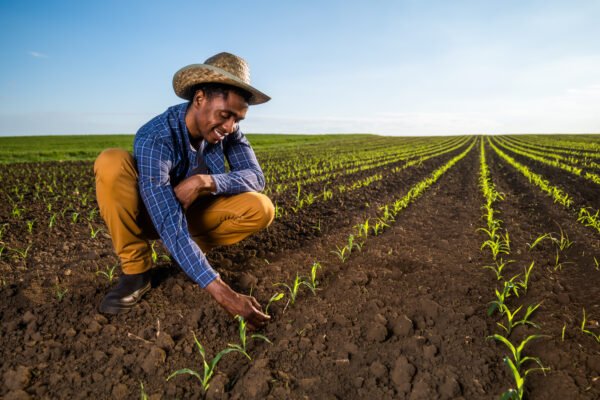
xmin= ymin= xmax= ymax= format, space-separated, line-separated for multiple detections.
xmin=205 ymin=277 xmax=270 ymax=330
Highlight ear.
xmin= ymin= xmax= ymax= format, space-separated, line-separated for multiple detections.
xmin=193 ymin=89 xmax=205 ymax=106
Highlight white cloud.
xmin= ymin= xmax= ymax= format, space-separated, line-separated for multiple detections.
xmin=28 ymin=51 xmax=48 ymax=58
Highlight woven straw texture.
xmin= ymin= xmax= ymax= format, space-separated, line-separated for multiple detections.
xmin=172 ymin=52 xmax=270 ymax=105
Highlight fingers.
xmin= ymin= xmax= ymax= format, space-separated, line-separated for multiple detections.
xmin=250 ymin=296 xmax=262 ymax=311
xmin=245 ymin=301 xmax=270 ymax=330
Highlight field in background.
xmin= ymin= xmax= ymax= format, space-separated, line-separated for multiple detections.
xmin=0 ymin=134 xmax=372 ymax=163
xmin=0 ymin=134 xmax=599 ymax=399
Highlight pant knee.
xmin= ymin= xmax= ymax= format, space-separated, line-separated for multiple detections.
xmin=94 ymin=148 xmax=136 ymax=185
xmin=250 ymin=193 xmax=275 ymax=228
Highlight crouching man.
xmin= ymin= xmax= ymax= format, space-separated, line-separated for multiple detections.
xmin=94 ymin=52 xmax=273 ymax=330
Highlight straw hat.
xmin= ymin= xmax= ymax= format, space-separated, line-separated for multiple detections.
xmin=172 ymin=52 xmax=270 ymax=105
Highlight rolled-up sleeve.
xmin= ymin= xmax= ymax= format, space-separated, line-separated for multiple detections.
xmin=135 ymin=136 xmax=219 ymax=288
xmin=211 ymin=130 xmax=265 ymax=194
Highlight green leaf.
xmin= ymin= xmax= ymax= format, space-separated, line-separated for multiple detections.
xmin=166 ymin=368 xmax=202 ymax=382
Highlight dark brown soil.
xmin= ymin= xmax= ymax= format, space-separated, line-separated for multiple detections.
xmin=1 ymin=138 xmax=598 ymax=399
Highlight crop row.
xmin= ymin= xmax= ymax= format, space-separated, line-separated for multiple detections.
xmin=510 ymin=134 xmax=600 ymax=154
xmin=489 ymin=138 xmax=600 ymax=234
xmin=272 ymin=136 xmax=473 ymax=215
xmin=493 ymin=136 xmax=600 ymax=184
xmin=259 ymin=136 xmax=447 ymax=183
xmin=479 ymin=138 xmax=548 ymax=400
xmin=263 ymin=136 xmax=469 ymax=194
xmin=164 ymin=137 xmax=477 ymax=394
xmin=501 ymin=136 xmax=600 ymax=170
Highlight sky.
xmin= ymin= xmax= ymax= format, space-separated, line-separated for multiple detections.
xmin=1 ymin=0 xmax=599 ymax=136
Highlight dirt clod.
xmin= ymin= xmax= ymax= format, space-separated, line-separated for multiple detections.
xmin=391 ymin=355 xmax=416 ymax=393
xmin=3 ymin=366 xmax=32 ymax=391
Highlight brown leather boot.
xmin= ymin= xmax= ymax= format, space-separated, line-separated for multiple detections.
xmin=99 ymin=270 xmax=151 ymax=314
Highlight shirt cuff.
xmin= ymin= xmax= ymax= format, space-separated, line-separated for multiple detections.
xmin=198 ymin=269 xmax=220 ymax=288
xmin=211 ymin=173 xmax=229 ymax=195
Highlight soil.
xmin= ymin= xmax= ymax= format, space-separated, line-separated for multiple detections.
xmin=1 ymin=138 xmax=599 ymax=399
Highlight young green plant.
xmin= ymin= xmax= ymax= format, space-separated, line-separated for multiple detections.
xmin=167 ymin=331 xmax=240 ymax=391
xmin=580 ymin=308 xmax=600 ymax=343
xmin=497 ymin=303 xmax=542 ymax=336
xmin=227 ymin=315 xmax=271 ymax=360
xmin=274 ymin=273 xmax=306 ymax=310
xmin=96 ymin=263 xmax=118 ymax=284
xmin=264 ymin=292 xmax=284 ymax=316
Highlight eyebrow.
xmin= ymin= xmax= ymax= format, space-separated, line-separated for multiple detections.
xmin=223 ymin=110 xmax=245 ymax=122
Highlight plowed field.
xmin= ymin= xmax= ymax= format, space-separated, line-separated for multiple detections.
xmin=1 ymin=134 xmax=598 ymax=399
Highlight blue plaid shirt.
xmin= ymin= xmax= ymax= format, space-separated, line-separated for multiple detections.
xmin=133 ymin=102 xmax=265 ymax=288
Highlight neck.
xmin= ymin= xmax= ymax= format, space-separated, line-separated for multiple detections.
xmin=185 ymin=104 xmax=202 ymax=150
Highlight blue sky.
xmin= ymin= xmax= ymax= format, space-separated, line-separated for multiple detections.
xmin=1 ymin=0 xmax=599 ymax=136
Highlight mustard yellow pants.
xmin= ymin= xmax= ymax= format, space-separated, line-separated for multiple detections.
xmin=94 ymin=148 xmax=274 ymax=275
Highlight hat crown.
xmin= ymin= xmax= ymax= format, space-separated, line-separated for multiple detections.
xmin=204 ymin=52 xmax=250 ymax=84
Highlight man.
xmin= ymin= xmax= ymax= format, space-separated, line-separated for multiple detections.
xmin=94 ymin=52 xmax=273 ymax=330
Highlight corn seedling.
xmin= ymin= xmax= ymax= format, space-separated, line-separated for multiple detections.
xmin=594 ymin=256 xmax=599 ymax=271
xmin=48 ymin=213 xmax=57 ymax=228
xmin=483 ymin=259 xmax=514 ymax=281
xmin=488 ymin=280 xmax=518 ymax=316
xmin=167 ymin=331 xmax=240 ymax=391
xmin=516 ymin=261 xmax=535 ymax=294
xmin=331 ymin=245 xmax=350 ymax=262
xmin=86 ymin=208 xmax=99 ymax=222
xmin=89 ymin=223 xmax=103 ymax=239
xmin=580 ymin=308 xmax=600 ymax=343
xmin=11 ymin=204 xmax=24 ymax=219
xmin=12 ymin=244 xmax=31 ymax=261
xmin=346 ymin=234 xmax=362 ymax=252
xmin=71 ymin=212 xmax=80 ymax=224
xmin=25 ymin=220 xmax=35 ymax=234
xmin=0 ymin=223 xmax=8 ymax=241
xmin=379 ymin=205 xmax=395 ymax=223
xmin=526 ymin=233 xmax=551 ymax=250
xmin=274 ymin=274 xmax=305 ymax=310
xmin=140 ymin=381 xmax=149 ymax=400
xmin=355 ymin=219 xmax=370 ymax=239
xmin=273 ymin=203 xmax=283 ymax=219
xmin=578 ymin=207 xmax=600 ymax=233
xmin=227 ymin=315 xmax=271 ymax=360
xmin=480 ymin=231 xmax=510 ymax=261
xmin=302 ymin=261 xmax=322 ymax=295
xmin=265 ymin=292 xmax=284 ymax=316
xmin=371 ymin=219 xmax=389 ymax=236
xmin=322 ymin=187 xmax=333 ymax=200
xmin=488 ymin=333 xmax=549 ymax=370
xmin=497 ymin=303 xmax=542 ymax=335
xmin=312 ymin=219 xmax=321 ymax=232
xmin=151 ymin=241 xmax=171 ymax=263
xmin=96 ymin=264 xmax=118 ymax=284
xmin=552 ymin=249 xmax=573 ymax=271
xmin=551 ymin=225 xmax=573 ymax=251
xmin=499 ymin=355 xmax=550 ymax=400
xmin=561 ymin=323 xmax=566 ymax=342
xmin=55 ymin=283 xmax=68 ymax=302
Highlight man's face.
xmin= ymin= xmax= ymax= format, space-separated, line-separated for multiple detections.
xmin=192 ymin=90 xmax=249 ymax=144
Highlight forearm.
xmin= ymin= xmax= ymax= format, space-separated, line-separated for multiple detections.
xmin=174 ymin=174 xmax=216 ymax=209
xmin=139 ymin=181 xmax=219 ymax=288
xmin=211 ymin=169 xmax=265 ymax=194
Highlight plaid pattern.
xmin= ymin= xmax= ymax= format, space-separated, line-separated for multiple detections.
xmin=133 ymin=103 xmax=265 ymax=288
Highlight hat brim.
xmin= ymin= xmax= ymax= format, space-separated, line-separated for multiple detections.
xmin=172 ymin=64 xmax=270 ymax=105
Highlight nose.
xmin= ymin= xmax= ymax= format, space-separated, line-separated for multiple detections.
xmin=222 ymin=116 xmax=237 ymax=134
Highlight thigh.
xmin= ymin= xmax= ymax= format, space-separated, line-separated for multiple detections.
xmin=185 ymin=192 xmax=268 ymax=236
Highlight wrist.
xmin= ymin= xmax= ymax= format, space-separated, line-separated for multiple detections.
xmin=205 ymin=277 xmax=232 ymax=303
xmin=198 ymin=174 xmax=216 ymax=193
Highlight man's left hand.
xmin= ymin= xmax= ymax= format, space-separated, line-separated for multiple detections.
xmin=174 ymin=174 xmax=216 ymax=210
